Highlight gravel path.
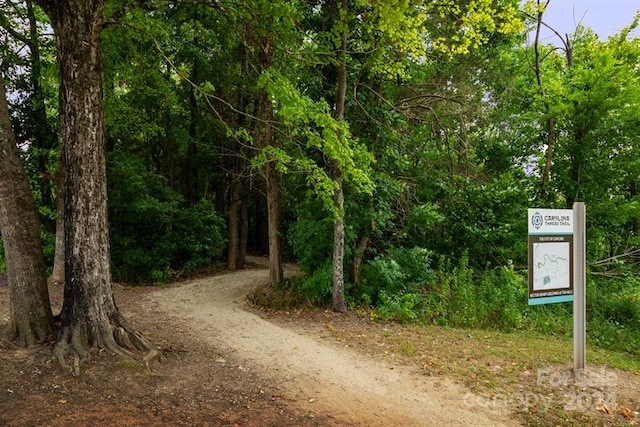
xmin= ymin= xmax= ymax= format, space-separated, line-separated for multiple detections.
xmin=144 ymin=262 xmax=521 ymax=426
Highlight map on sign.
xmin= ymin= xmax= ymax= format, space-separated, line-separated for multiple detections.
xmin=532 ymin=241 xmax=570 ymax=290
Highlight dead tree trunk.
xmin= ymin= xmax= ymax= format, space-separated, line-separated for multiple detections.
xmin=0 ymin=72 xmax=53 ymax=346
xmin=35 ymin=0 xmax=155 ymax=364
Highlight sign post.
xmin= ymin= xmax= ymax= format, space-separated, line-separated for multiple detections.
xmin=573 ymin=202 xmax=586 ymax=372
xmin=528 ymin=205 xmax=586 ymax=373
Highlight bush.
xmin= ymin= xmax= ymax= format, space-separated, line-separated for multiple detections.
xmin=298 ymin=262 xmax=333 ymax=306
xmin=364 ymin=251 xmax=528 ymax=331
xmin=444 ymin=254 xmax=483 ymax=328
xmin=108 ymin=153 xmax=225 ymax=283
xmin=359 ymin=247 xmax=434 ymax=306
xmin=378 ymin=291 xmax=422 ymax=323
xmin=586 ymin=276 xmax=640 ymax=355
xmin=288 ymin=213 xmax=333 ymax=273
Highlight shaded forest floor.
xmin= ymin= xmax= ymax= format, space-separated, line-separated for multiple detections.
xmin=0 ymin=259 xmax=638 ymax=426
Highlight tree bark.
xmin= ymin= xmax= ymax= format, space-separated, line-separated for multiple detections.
xmin=265 ymin=155 xmax=283 ymax=286
xmin=35 ymin=0 xmax=155 ymax=363
xmin=534 ymin=6 xmax=554 ymax=198
xmin=0 ymin=72 xmax=53 ymax=346
xmin=332 ymin=172 xmax=347 ymax=312
xmin=533 ymin=1 xmax=572 ymax=200
xmin=331 ymin=0 xmax=348 ymax=312
xmin=185 ymin=60 xmax=199 ymax=205
xmin=50 ymin=169 xmax=65 ymax=286
xmin=227 ymin=177 xmax=241 ymax=271
xmin=351 ymin=234 xmax=370 ymax=285
xmin=259 ymin=36 xmax=283 ymax=287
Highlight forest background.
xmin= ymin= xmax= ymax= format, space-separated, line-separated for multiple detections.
xmin=1 ymin=0 xmax=639 ymax=358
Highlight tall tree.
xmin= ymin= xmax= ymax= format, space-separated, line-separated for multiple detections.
xmin=34 ymin=0 xmax=154 ymax=361
xmin=331 ymin=0 xmax=348 ymax=312
xmin=0 ymin=71 xmax=53 ymax=346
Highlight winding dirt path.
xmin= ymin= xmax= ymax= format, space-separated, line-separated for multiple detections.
xmin=144 ymin=262 xmax=521 ymax=426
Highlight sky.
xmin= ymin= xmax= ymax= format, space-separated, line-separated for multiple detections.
xmin=531 ymin=0 xmax=640 ymax=43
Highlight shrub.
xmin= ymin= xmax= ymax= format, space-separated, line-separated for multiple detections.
xmin=298 ymin=262 xmax=333 ymax=306
xmin=377 ymin=291 xmax=423 ymax=323
xmin=107 ymin=153 xmax=225 ymax=283
xmin=359 ymin=247 xmax=434 ymax=306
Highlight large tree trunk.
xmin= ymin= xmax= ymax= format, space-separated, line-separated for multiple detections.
xmin=332 ymin=172 xmax=347 ymax=312
xmin=265 ymin=156 xmax=283 ymax=286
xmin=35 ymin=0 xmax=155 ymax=364
xmin=259 ymin=36 xmax=283 ymax=287
xmin=0 ymin=72 xmax=54 ymax=346
xmin=331 ymin=0 xmax=348 ymax=312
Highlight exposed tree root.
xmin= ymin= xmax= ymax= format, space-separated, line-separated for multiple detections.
xmin=53 ymin=314 xmax=159 ymax=375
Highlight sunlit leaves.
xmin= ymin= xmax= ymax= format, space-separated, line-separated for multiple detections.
xmin=253 ymin=70 xmax=373 ymax=216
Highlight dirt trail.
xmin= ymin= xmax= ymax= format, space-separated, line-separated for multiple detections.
xmin=145 ymin=262 xmax=521 ymax=426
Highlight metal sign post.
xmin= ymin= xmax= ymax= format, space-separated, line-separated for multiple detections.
xmin=573 ymin=202 xmax=586 ymax=373
xmin=528 ymin=204 xmax=586 ymax=373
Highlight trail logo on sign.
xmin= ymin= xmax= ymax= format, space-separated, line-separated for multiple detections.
xmin=531 ymin=211 xmax=544 ymax=230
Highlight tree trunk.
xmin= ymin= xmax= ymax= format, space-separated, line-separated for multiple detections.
xmin=332 ymin=172 xmax=347 ymax=312
xmin=331 ymin=0 xmax=348 ymax=312
xmin=259 ymin=36 xmax=283 ymax=287
xmin=185 ymin=62 xmax=199 ymax=205
xmin=534 ymin=7 xmax=554 ymax=198
xmin=238 ymin=186 xmax=248 ymax=269
xmin=227 ymin=178 xmax=241 ymax=270
xmin=0 ymin=72 xmax=53 ymax=346
xmin=351 ymin=234 xmax=370 ymax=285
xmin=534 ymin=2 xmax=572 ymax=200
xmin=50 ymin=169 xmax=65 ymax=286
xmin=265 ymin=156 xmax=283 ymax=286
xmin=35 ymin=0 xmax=155 ymax=363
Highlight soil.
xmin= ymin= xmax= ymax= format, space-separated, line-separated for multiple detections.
xmin=0 ymin=258 xmax=636 ymax=426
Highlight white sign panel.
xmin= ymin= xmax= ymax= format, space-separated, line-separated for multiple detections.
xmin=528 ymin=208 xmax=573 ymax=235
xmin=532 ymin=239 xmax=571 ymax=291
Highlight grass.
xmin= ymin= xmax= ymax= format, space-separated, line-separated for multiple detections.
xmin=295 ymin=309 xmax=640 ymax=427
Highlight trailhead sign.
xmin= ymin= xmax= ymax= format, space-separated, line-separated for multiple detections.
xmin=528 ymin=209 xmax=574 ymax=305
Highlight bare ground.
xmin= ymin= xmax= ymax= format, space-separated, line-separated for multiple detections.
xmin=0 ymin=259 xmax=637 ymax=426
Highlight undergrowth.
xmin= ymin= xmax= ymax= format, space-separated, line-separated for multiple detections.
xmin=251 ymin=247 xmax=640 ymax=358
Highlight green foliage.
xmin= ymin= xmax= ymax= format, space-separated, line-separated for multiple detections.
xmin=586 ymin=276 xmax=640 ymax=355
xmin=442 ymin=254 xmax=482 ymax=327
xmin=107 ymin=153 xmax=225 ymax=283
xmin=253 ymin=70 xmax=374 ymax=217
xmin=404 ymin=172 xmax=530 ymax=268
xmin=288 ymin=208 xmax=333 ymax=273
xmin=298 ymin=262 xmax=334 ymax=306
xmin=377 ymin=291 xmax=422 ymax=323
xmin=365 ymin=253 xmax=526 ymax=330
xmin=359 ymin=247 xmax=435 ymax=306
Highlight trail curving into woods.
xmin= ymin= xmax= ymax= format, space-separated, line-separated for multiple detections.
xmin=144 ymin=259 xmax=520 ymax=426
